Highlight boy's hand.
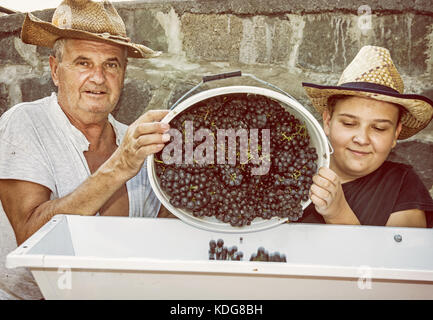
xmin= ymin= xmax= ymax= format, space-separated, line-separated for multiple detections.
xmin=309 ymin=167 xmax=348 ymax=219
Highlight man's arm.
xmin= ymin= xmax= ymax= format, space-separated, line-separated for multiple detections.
xmin=0 ymin=180 xmax=52 ymax=245
xmin=0 ymin=110 xmax=170 ymax=245
xmin=0 ymin=154 xmax=134 ymax=245
xmin=157 ymin=205 xmax=177 ymax=218
xmin=0 ymin=178 xmax=104 ymax=245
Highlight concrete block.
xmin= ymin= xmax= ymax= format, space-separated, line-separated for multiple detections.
xmin=166 ymin=81 xmax=206 ymax=109
xmin=0 ymin=36 xmax=27 ymax=64
xmin=388 ymin=140 xmax=433 ymax=192
xmin=238 ymin=15 xmax=295 ymax=65
xmin=181 ymin=13 xmax=243 ymax=62
xmin=20 ymin=74 xmax=57 ymax=104
xmin=154 ymin=7 xmax=183 ymax=55
xmin=181 ymin=13 xmax=306 ymax=66
xmin=421 ymin=86 xmax=433 ymax=104
xmin=36 ymin=46 xmax=52 ymax=59
xmin=0 ymin=83 xmax=10 ymax=115
xmin=367 ymin=14 xmax=433 ymax=77
xmin=0 ymin=12 xmax=24 ymax=34
xmin=118 ymin=7 xmax=168 ymax=52
xmin=297 ymin=13 xmax=359 ymax=73
xmin=410 ymin=14 xmax=433 ymax=76
xmin=114 ymin=79 xmax=154 ymax=125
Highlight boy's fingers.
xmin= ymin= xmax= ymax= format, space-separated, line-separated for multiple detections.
xmin=317 ymin=167 xmax=339 ymax=186
xmin=310 ymin=184 xmax=331 ymax=204
xmin=310 ymin=192 xmax=327 ymax=209
xmin=312 ymin=174 xmax=336 ymax=192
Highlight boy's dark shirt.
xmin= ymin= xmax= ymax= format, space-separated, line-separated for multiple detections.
xmin=298 ymin=161 xmax=433 ymax=227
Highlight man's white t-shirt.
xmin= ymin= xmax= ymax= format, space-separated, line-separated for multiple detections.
xmin=0 ymin=93 xmax=160 ymax=218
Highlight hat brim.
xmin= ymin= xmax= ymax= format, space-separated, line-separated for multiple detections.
xmin=21 ymin=13 xmax=161 ymax=59
xmin=302 ymin=82 xmax=433 ymax=140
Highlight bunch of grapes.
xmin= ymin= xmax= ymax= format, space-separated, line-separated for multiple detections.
xmin=155 ymin=93 xmax=318 ymax=227
xmin=249 ymin=246 xmax=287 ymax=262
xmin=207 ymin=239 xmax=287 ymax=263
xmin=208 ymin=239 xmax=244 ymax=261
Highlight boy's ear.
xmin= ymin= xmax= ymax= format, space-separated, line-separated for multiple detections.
xmin=392 ymin=121 xmax=403 ymax=148
xmin=322 ymin=109 xmax=332 ymax=136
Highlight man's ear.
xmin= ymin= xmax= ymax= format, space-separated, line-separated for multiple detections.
xmin=322 ymin=108 xmax=332 ymax=137
xmin=49 ymin=55 xmax=60 ymax=87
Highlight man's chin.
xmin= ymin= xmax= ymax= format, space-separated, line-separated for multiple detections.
xmin=81 ymin=102 xmax=116 ymax=114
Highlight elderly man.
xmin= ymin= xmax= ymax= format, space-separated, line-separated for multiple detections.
xmin=0 ymin=0 xmax=173 ymax=246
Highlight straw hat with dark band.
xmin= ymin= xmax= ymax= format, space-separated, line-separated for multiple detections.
xmin=20 ymin=0 xmax=161 ymax=59
xmin=302 ymin=45 xmax=433 ymax=140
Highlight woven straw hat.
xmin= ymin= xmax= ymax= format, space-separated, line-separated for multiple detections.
xmin=302 ymin=45 xmax=433 ymax=139
xmin=20 ymin=0 xmax=161 ymax=59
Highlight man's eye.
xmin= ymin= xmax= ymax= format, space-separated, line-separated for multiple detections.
xmin=77 ymin=61 xmax=89 ymax=66
xmin=106 ymin=62 xmax=119 ymax=69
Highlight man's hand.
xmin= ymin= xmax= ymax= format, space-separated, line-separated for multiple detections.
xmin=112 ymin=110 xmax=170 ymax=179
xmin=309 ymin=167 xmax=360 ymax=224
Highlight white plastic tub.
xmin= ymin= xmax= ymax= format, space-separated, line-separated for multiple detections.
xmin=6 ymin=215 xmax=433 ymax=299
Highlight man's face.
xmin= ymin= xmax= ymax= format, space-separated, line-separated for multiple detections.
xmin=323 ymin=95 xmax=402 ymax=183
xmin=50 ymin=39 xmax=127 ymax=123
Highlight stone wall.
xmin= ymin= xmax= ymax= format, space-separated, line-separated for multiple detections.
xmin=0 ymin=0 xmax=433 ymax=299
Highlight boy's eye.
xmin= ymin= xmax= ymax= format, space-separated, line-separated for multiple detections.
xmin=342 ymin=122 xmax=355 ymax=126
xmin=374 ymin=127 xmax=387 ymax=132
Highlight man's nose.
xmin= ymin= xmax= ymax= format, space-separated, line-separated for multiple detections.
xmin=88 ymin=65 xmax=106 ymax=84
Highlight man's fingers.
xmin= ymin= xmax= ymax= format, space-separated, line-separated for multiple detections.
xmin=136 ymin=143 xmax=166 ymax=157
xmin=139 ymin=110 xmax=170 ymax=123
xmin=133 ymin=122 xmax=170 ymax=139
xmin=135 ymin=133 xmax=170 ymax=149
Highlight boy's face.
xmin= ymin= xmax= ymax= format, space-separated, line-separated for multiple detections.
xmin=323 ymin=95 xmax=402 ymax=183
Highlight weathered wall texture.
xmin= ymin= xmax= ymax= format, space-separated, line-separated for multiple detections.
xmin=0 ymin=0 xmax=433 ymax=299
